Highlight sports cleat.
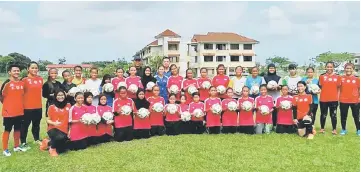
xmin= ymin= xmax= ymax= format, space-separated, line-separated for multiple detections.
xmin=357 ymin=130 xmax=360 ymax=136
xmin=14 ymin=146 xmax=27 ymax=152
xmin=340 ymin=130 xmax=347 ymax=135
xmin=3 ymin=149 xmax=11 ymax=157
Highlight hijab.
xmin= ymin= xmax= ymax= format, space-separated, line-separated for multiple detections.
xmin=264 ymin=63 xmax=281 ymax=83
xmin=53 ymin=90 xmax=68 ymax=109
xmin=98 ymin=94 xmax=107 ymax=106
xmin=141 ymin=66 xmax=156 ymax=88
xmin=100 ymin=74 xmax=112 ymax=87
xmin=84 ymin=92 xmax=93 ymax=106
xmin=133 ymin=89 xmax=150 ymax=110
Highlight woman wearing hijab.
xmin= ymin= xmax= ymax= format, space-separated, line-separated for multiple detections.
xmin=99 ymin=74 xmax=115 ymax=107
xmin=133 ymin=89 xmax=151 ymax=139
xmin=262 ymin=63 xmax=282 ymax=130
xmin=141 ymin=66 xmax=157 ymax=99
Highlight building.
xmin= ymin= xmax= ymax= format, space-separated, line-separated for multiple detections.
xmin=187 ymin=32 xmax=259 ymax=77
xmin=46 ymin=64 xmax=94 ymax=77
xmin=352 ymin=53 xmax=360 ymax=72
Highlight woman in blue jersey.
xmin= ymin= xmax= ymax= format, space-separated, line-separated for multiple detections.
xmin=155 ymin=65 xmax=169 ymax=103
xmin=301 ymin=67 xmax=320 ymax=125
xmin=246 ymin=67 xmax=265 ymax=99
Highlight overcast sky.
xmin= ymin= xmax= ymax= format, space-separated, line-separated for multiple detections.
xmin=0 ymin=1 xmax=359 ymax=64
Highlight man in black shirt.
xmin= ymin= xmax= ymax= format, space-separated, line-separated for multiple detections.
xmin=127 ymin=56 xmax=143 ymax=77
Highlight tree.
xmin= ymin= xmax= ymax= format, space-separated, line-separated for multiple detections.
xmin=8 ymin=52 xmax=32 ymax=70
xmin=265 ymin=56 xmax=292 ymax=71
xmin=148 ymin=56 xmax=163 ymax=73
xmin=58 ymin=57 xmax=66 ymax=64
xmin=38 ymin=59 xmax=53 ymax=71
xmin=0 ymin=56 xmax=15 ymax=73
xmin=315 ymin=51 xmax=354 ymax=68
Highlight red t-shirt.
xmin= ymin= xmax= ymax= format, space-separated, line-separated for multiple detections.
xmin=125 ymin=76 xmax=143 ymax=99
xmin=238 ymin=97 xmax=255 ymax=126
xmin=212 ymin=75 xmax=230 ymax=99
xmin=340 ymin=75 xmax=360 ymax=103
xmin=204 ymin=97 xmax=222 ymax=127
xmin=182 ymin=79 xmax=199 ymax=105
xmin=255 ymin=95 xmax=274 ymax=124
xmin=22 ymin=76 xmax=43 ymax=109
xmin=147 ymin=96 xmax=165 ymax=126
xmin=164 ymin=104 xmax=181 ymax=122
xmin=1 ymin=80 xmax=24 ymax=117
xmin=85 ymin=105 xmax=97 ymax=137
xmin=47 ymin=104 xmax=71 ymax=133
xmin=292 ymin=94 xmax=312 ymax=120
xmin=96 ymin=105 xmax=113 ymax=136
xmin=68 ymin=105 xmax=88 ymax=141
xmin=189 ymin=102 xmax=205 ymax=121
xmin=112 ymin=98 xmax=135 ymax=128
xmin=167 ymin=75 xmax=183 ymax=99
xmin=179 ymin=104 xmax=189 ymax=112
xmin=275 ymin=96 xmax=293 ymax=125
xmin=319 ymin=74 xmax=341 ymax=102
xmin=197 ymin=77 xmax=212 ymax=101
xmin=133 ymin=107 xmax=151 ymax=130
xmin=221 ymin=98 xmax=238 ymax=126
xmin=112 ymin=77 xmax=125 ymax=99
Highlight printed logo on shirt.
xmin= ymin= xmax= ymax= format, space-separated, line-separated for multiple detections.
xmin=347 ymin=80 xmax=350 ymax=83
xmin=304 ymin=98 xmax=308 ymax=102
xmin=66 ymin=107 xmax=69 ymax=111
xmin=352 ymin=80 xmax=356 ymax=83
xmin=299 ymin=99 xmax=303 ymax=102
xmin=328 ymin=78 xmax=332 ymax=81
xmin=333 ymin=78 xmax=337 ymax=82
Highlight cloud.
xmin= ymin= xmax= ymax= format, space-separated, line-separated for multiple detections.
xmin=0 ymin=8 xmax=24 ymax=33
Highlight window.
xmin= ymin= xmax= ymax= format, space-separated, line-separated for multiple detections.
xmin=170 ymin=56 xmax=179 ymax=63
xmin=195 ymin=56 xmax=198 ymax=63
xmin=230 ymin=44 xmax=239 ymax=50
xmin=204 ymin=44 xmax=213 ymax=50
xmin=168 ymin=44 xmax=178 ymax=50
xmin=229 ymin=67 xmax=235 ymax=73
xmin=244 ymin=56 xmax=253 ymax=62
xmin=192 ymin=45 xmax=198 ymax=52
xmin=355 ymin=59 xmax=359 ymax=64
xmin=204 ymin=56 xmax=213 ymax=62
xmin=216 ymin=56 xmax=225 ymax=62
xmin=216 ymin=44 xmax=226 ymax=50
xmin=230 ymin=56 xmax=239 ymax=62
xmin=192 ymin=68 xmax=198 ymax=77
xmin=207 ymin=69 xmax=215 ymax=76
xmin=243 ymin=44 xmax=252 ymax=50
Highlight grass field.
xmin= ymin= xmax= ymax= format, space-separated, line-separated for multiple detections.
xmin=0 ymin=77 xmax=360 ymax=172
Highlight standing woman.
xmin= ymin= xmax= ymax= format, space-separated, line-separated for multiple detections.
xmin=238 ymin=86 xmax=255 ymax=134
xmin=112 ymin=68 xmax=125 ymax=100
xmin=182 ymin=69 xmax=199 ymax=105
xmin=228 ymin=66 xmax=246 ymax=100
xmin=99 ymin=74 xmax=115 ymax=107
xmin=339 ymin=63 xmax=360 ymax=136
xmin=212 ymin=64 xmax=230 ymax=100
xmin=155 ymin=66 xmax=169 ymax=103
xmin=141 ymin=66 xmax=157 ymax=99
xmin=167 ymin=64 xmax=183 ymax=100
xmin=61 ymin=70 xmax=76 ymax=105
xmin=254 ymin=84 xmax=274 ymax=134
xmin=96 ymin=94 xmax=113 ymax=143
xmin=84 ymin=67 xmax=101 ymax=106
xmin=301 ymin=67 xmax=320 ymax=125
xmin=83 ymin=92 xmax=98 ymax=145
xmin=147 ymin=85 xmax=166 ymax=136
xmin=43 ymin=68 xmax=63 ymax=117
xmin=72 ymin=66 xmax=86 ymax=86
xmin=21 ymin=62 xmax=44 ymax=150
xmin=68 ymin=92 xmax=88 ymax=150
xmin=125 ymin=66 xmax=144 ymax=99
xmin=318 ymin=62 xmax=340 ymax=134
xmin=197 ymin=68 xmax=212 ymax=102
xmin=246 ymin=67 xmax=264 ymax=99
xmin=204 ymin=86 xmax=222 ymax=134
xmin=282 ymin=64 xmax=302 ymax=96
xmin=221 ymin=88 xmax=238 ymax=134
xmin=133 ymin=89 xmax=151 ymax=139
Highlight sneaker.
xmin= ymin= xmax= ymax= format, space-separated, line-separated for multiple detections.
xmin=357 ymin=130 xmax=360 ymax=136
xmin=20 ymin=143 xmax=31 ymax=151
xmin=332 ymin=130 xmax=337 ymax=135
xmin=14 ymin=146 xmax=27 ymax=152
xmin=49 ymin=148 xmax=58 ymax=157
xmin=319 ymin=129 xmax=325 ymax=134
xmin=340 ymin=130 xmax=347 ymax=135
xmin=40 ymin=139 xmax=50 ymax=151
xmin=2 ymin=149 xmax=11 ymax=157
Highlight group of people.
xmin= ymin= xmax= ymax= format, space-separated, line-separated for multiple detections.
xmin=0 ymin=56 xmax=359 ymax=157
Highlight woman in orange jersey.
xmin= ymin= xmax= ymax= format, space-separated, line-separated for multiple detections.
xmin=292 ymin=81 xmax=315 ymax=139
xmin=45 ymin=90 xmax=71 ymax=156
xmin=339 ymin=63 xmax=360 ymax=136
xmin=20 ymin=61 xmax=44 ymax=150
xmin=318 ymin=62 xmax=340 ymax=135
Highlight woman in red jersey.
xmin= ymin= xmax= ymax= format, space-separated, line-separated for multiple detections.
xmin=125 ymin=66 xmax=143 ymax=99
xmin=339 ymin=63 xmax=360 ymax=136
xmin=68 ymin=92 xmax=88 ymax=151
xmin=164 ymin=94 xmax=181 ymax=136
xmin=204 ymin=86 xmax=222 ymax=134
xmin=167 ymin=64 xmax=183 ymax=100
xmin=133 ymin=89 xmax=151 ymax=139
xmin=179 ymin=95 xmax=191 ymax=134
xmin=254 ymin=84 xmax=274 ymax=134
xmin=275 ymin=85 xmax=294 ymax=134
xmin=83 ymin=92 xmax=98 ymax=146
xmin=238 ymin=86 xmax=255 ymax=134
xmin=212 ymin=64 xmax=230 ymax=100
xmin=148 ymin=85 xmax=166 ymax=136
xmin=95 ymin=94 xmax=113 ymax=144
xmin=222 ymin=88 xmax=238 ymax=134
xmin=189 ymin=92 xmax=205 ymax=134
xmin=198 ymin=67 xmax=212 ymax=102
xmin=112 ymin=68 xmax=125 ymax=100
xmin=318 ymin=62 xmax=341 ymax=134
xmin=182 ymin=69 xmax=199 ymax=105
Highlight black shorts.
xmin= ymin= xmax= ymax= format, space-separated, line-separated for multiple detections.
xmin=238 ymin=126 xmax=255 ymax=134
xmin=276 ymin=124 xmax=295 ymax=134
xmin=3 ymin=115 xmax=23 ymax=131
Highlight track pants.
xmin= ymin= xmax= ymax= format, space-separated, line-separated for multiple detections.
xmin=320 ymin=101 xmax=338 ymax=130
xmin=340 ymin=103 xmax=360 ymax=131
xmin=20 ymin=109 xmax=42 ymax=144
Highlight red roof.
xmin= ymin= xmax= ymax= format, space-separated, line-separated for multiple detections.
xmin=191 ymin=32 xmax=258 ymax=43
xmin=155 ymin=29 xmax=180 ymax=38
xmin=46 ymin=64 xmax=93 ymax=69
xmin=148 ymin=40 xmax=158 ymax=46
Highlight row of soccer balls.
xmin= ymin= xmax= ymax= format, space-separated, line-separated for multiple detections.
xmin=68 ymin=81 xmax=321 ymax=97
xmin=80 ymin=100 xmax=293 ymax=125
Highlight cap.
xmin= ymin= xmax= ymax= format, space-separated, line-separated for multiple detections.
xmin=133 ymin=56 xmax=141 ymax=61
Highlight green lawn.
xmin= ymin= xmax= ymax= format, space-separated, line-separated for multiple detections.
xmin=0 ymin=77 xmax=360 ymax=172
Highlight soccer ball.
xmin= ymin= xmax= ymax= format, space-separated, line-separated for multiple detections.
xmin=216 ymin=85 xmax=226 ymax=94
xmin=267 ymin=81 xmax=278 ymax=89
xmin=166 ymin=104 xmax=178 ymax=114
xmin=211 ymin=104 xmax=222 ymax=114
xmin=90 ymin=88 xmax=100 ymax=97
xmin=251 ymin=85 xmax=259 ymax=95
xmin=302 ymin=115 xmax=313 ymax=125
xmin=188 ymin=85 xmax=198 ymax=95
xmin=102 ymin=112 xmax=114 ymax=121
xmin=146 ymin=82 xmax=155 ymax=90
xmin=201 ymin=81 xmax=211 ymax=89
xmin=153 ymin=103 xmax=164 ymax=112
xmin=280 ymin=100 xmax=292 ymax=110
xmin=234 ymin=84 xmax=244 ymax=95
xmin=80 ymin=113 xmax=92 ymax=125
xmin=68 ymin=87 xmax=81 ymax=96
xmin=77 ymin=84 xmax=88 ymax=93
xmin=289 ymin=85 xmax=298 ymax=95
xmin=308 ymin=84 xmax=320 ymax=94
xmin=193 ymin=109 xmax=204 ymax=118
xmin=103 ymin=83 xmax=114 ymax=93
xmin=180 ymin=111 xmax=191 ymax=121
xmin=90 ymin=113 xmax=101 ymax=124
xmin=241 ymin=101 xmax=253 ymax=111
xmin=138 ymin=108 xmax=150 ymax=118
xmin=170 ymin=85 xmax=179 ymax=94
xmin=117 ymin=82 xmax=127 ymax=89
xmin=128 ymin=84 xmax=138 ymax=93
xmin=227 ymin=101 xmax=238 ymax=111
xmin=260 ymin=105 xmax=270 ymax=115
xmin=120 ymin=105 xmax=132 ymax=115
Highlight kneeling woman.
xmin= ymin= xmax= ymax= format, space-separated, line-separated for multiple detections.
xmin=46 ymin=90 xmax=71 ymax=156
xmin=96 ymin=94 xmax=114 ymax=144
xmin=292 ymin=81 xmax=315 ymax=139
xmin=68 ymin=92 xmax=88 ymax=150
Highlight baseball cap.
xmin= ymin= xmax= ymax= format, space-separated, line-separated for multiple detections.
xmin=133 ymin=56 xmax=141 ymax=61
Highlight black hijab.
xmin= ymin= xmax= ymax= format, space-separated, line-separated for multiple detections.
xmin=84 ymin=92 xmax=93 ymax=106
xmin=264 ymin=63 xmax=281 ymax=83
xmin=133 ymin=89 xmax=150 ymax=110
xmin=141 ymin=66 xmax=156 ymax=89
xmin=53 ymin=90 xmax=68 ymax=109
